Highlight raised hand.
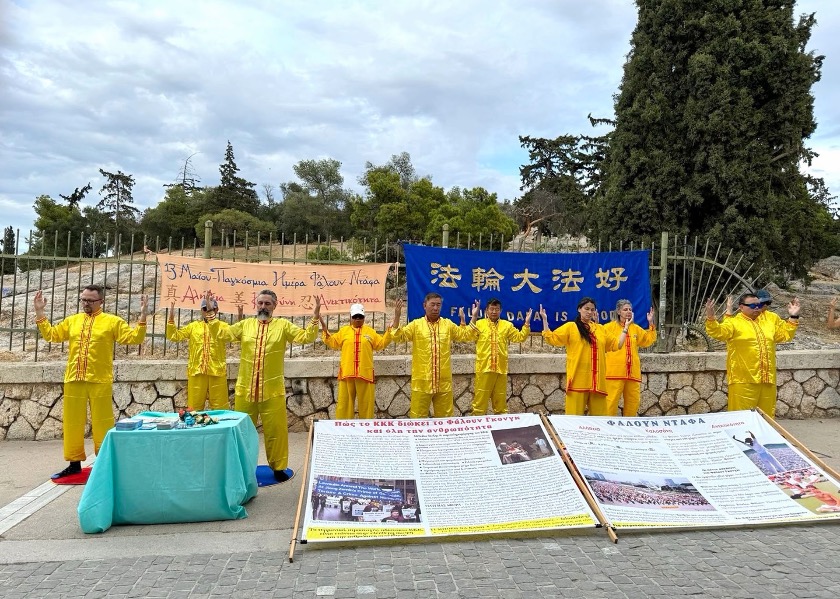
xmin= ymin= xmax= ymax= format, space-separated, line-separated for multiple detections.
xmin=392 ymin=298 xmax=403 ymax=329
xmin=313 ymin=295 xmax=321 ymax=319
xmin=705 ymin=298 xmax=716 ymax=320
xmin=33 ymin=290 xmax=47 ymax=318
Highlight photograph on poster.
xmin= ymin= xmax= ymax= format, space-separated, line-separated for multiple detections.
xmin=309 ymin=475 xmax=421 ymax=523
xmin=772 ymin=468 xmax=840 ymax=514
xmin=730 ymin=430 xmax=806 ymax=475
xmin=581 ymin=469 xmax=716 ymax=512
xmin=490 ymin=425 xmax=554 ymax=465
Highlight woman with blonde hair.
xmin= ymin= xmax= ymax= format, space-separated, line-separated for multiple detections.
xmin=604 ymin=299 xmax=656 ymax=416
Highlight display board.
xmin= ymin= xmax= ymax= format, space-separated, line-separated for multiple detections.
xmin=300 ymin=413 xmax=600 ymax=542
xmin=549 ymin=410 xmax=840 ymax=528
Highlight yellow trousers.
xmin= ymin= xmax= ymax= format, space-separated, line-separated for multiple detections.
xmin=728 ymin=382 xmax=777 ymax=418
xmin=63 ymin=381 xmax=114 ymax=461
xmin=409 ymin=391 xmax=454 ymax=418
xmin=186 ymin=374 xmax=230 ymax=411
xmin=336 ymin=379 xmax=376 ymax=419
xmin=565 ymin=390 xmax=610 ymax=416
xmin=605 ymin=379 xmax=641 ymax=417
xmin=471 ymin=372 xmax=508 ymax=415
xmin=235 ymin=393 xmax=289 ymax=471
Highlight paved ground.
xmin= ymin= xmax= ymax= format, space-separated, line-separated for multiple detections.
xmin=1 ymin=419 xmax=840 ymax=598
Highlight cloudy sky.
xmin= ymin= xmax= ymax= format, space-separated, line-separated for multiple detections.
xmin=1 ymin=0 xmax=838 ymax=236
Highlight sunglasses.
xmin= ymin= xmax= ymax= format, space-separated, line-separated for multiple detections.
xmin=79 ymin=298 xmax=102 ymax=304
xmin=351 ymin=315 xmax=365 ymax=319
xmin=741 ymin=302 xmax=763 ymax=310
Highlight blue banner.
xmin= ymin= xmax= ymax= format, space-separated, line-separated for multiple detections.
xmin=314 ymin=479 xmax=404 ymax=502
xmin=403 ymin=244 xmax=651 ymax=332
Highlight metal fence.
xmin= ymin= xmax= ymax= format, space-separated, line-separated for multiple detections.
xmin=0 ymin=226 xmax=761 ymax=362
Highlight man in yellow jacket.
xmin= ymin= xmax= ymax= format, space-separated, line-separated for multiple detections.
xmin=705 ymin=292 xmax=799 ymax=417
xmin=34 ymin=285 xmax=148 ymax=479
xmin=604 ymin=300 xmax=657 ymax=416
xmin=392 ymin=294 xmax=479 ymax=418
xmin=166 ymin=292 xmax=231 ymax=411
xmin=320 ymin=303 xmax=394 ymax=419
xmin=468 ymin=299 xmax=532 ymax=415
xmin=220 ymin=289 xmax=320 ymax=482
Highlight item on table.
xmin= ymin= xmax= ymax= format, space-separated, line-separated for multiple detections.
xmin=115 ymin=418 xmax=142 ymax=431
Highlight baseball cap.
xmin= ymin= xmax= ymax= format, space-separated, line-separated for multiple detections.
xmin=200 ymin=298 xmax=218 ymax=311
xmin=755 ymin=289 xmax=772 ymax=305
xmin=350 ymin=303 xmax=365 ymax=317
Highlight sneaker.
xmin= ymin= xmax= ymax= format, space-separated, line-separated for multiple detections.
xmin=273 ymin=468 xmax=294 ymax=483
xmin=51 ymin=462 xmax=81 ymax=480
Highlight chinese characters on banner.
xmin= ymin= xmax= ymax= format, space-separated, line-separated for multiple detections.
xmin=403 ymin=244 xmax=652 ymax=330
xmin=156 ymin=255 xmax=394 ymax=316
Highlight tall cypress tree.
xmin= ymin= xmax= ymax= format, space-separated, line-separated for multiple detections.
xmin=213 ymin=141 xmax=259 ymax=214
xmin=595 ymin=0 xmax=834 ymax=277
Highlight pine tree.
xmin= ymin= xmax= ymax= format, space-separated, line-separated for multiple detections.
xmin=214 ymin=141 xmax=259 ymax=214
xmin=98 ymin=169 xmax=140 ymax=254
xmin=1 ymin=226 xmax=16 ymax=275
xmin=594 ymin=0 xmax=834 ymax=277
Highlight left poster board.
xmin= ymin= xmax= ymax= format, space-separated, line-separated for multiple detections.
xmin=301 ymin=413 xmax=599 ymax=542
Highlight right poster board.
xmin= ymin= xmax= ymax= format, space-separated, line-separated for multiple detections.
xmin=549 ymin=410 xmax=840 ymax=529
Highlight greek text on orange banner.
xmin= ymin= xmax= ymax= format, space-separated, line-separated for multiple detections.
xmin=156 ymin=255 xmax=394 ymax=316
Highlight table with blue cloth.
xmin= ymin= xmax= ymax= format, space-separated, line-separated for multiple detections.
xmin=78 ymin=410 xmax=258 ymax=534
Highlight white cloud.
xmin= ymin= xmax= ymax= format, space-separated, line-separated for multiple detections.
xmin=0 ymin=0 xmax=838 ymax=235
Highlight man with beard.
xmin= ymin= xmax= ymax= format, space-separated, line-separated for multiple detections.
xmin=33 ymin=284 xmax=148 ymax=479
xmin=221 ymin=289 xmax=320 ymax=482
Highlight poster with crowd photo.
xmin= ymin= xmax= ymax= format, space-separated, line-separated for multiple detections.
xmin=301 ymin=413 xmax=600 ymax=542
xmin=548 ymin=410 xmax=840 ymax=529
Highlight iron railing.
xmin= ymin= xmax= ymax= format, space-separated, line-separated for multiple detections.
xmin=0 ymin=226 xmax=762 ymax=362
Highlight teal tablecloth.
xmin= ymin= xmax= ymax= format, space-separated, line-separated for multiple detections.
xmin=78 ymin=410 xmax=258 ymax=533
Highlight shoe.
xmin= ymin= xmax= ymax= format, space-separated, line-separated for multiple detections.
xmin=273 ymin=468 xmax=294 ymax=482
xmin=51 ymin=462 xmax=81 ymax=480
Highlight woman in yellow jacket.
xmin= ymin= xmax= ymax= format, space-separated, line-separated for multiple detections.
xmin=604 ymin=299 xmax=657 ymax=416
xmin=166 ymin=293 xmax=231 ymax=411
xmin=539 ymin=297 xmax=626 ymax=416
xmin=320 ymin=303 xmax=393 ymax=419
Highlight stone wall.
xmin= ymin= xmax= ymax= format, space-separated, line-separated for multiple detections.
xmin=2 ymin=350 xmax=839 ymax=441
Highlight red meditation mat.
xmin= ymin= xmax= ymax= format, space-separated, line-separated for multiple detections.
xmin=51 ymin=467 xmax=92 ymax=485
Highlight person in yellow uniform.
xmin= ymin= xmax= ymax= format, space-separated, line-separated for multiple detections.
xmin=319 ymin=302 xmax=395 ymax=419
xmin=705 ymin=292 xmax=800 ymax=418
xmin=539 ymin=297 xmax=626 ymax=416
xmin=166 ymin=291 xmax=231 ymax=411
xmin=33 ymin=285 xmax=148 ymax=479
xmin=604 ymin=300 xmax=657 ymax=416
xmin=220 ymin=289 xmax=320 ymax=482
xmin=391 ymin=294 xmax=479 ymax=418
xmin=468 ymin=299 xmax=533 ymax=415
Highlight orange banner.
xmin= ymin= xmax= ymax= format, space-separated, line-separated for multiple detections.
xmin=156 ymin=255 xmax=394 ymax=316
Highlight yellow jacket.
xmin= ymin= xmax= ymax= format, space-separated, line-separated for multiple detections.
xmin=392 ymin=317 xmax=475 ymax=394
xmin=221 ymin=317 xmax=318 ymax=402
xmin=36 ymin=309 xmax=146 ymax=383
xmin=604 ymin=321 xmax=657 ymax=381
xmin=322 ymin=325 xmax=392 ymax=382
xmin=470 ymin=319 xmax=530 ymax=375
xmin=166 ymin=318 xmax=230 ymax=378
xmin=706 ymin=312 xmax=797 ymax=384
xmin=542 ymin=321 xmax=621 ymax=394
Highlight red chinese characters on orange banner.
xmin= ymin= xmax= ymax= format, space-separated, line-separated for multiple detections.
xmin=156 ymin=255 xmax=394 ymax=316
